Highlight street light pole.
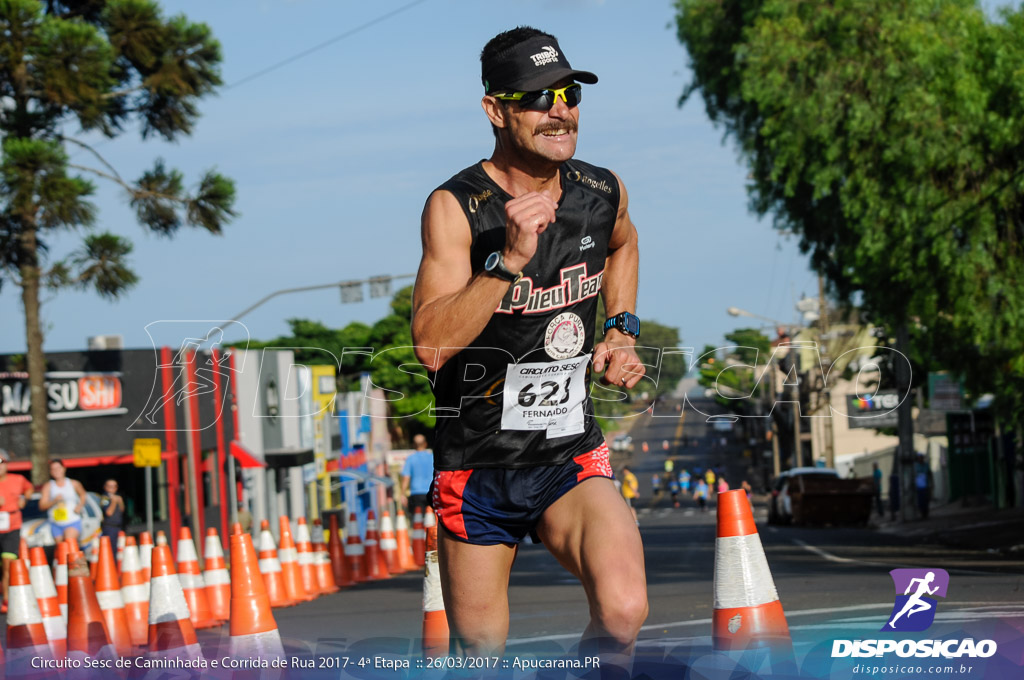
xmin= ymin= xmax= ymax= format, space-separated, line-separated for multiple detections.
xmin=229 ymin=274 xmax=417 ymax=322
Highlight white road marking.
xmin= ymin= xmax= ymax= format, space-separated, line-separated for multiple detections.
xmin=506 ymin=602 xmax=1017 ymax=646
xmin=790 ymin=538 xmax=1003 ymax=576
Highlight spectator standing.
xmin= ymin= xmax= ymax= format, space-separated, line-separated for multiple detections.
xmin=0 ymin=448 xmax=33 ymax=613
xmin=914 ymin=454 xmax=933 ymax=519
xmin=100 ymin=479 xmax=125 ymax=544
xmin=401 ymin=434 xmax=435 ymax=513
xmin=872 ymin=462 xmax=884 ymax=516
xmin=236 ymin=502 xmax=253 ymax=533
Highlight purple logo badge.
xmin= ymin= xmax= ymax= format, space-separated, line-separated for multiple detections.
xmin=881 ymin=568 xmax=949 ymax=632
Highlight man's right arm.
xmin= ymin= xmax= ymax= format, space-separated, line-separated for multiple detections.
xmin=411 ymin=189 xmax=554 ymax=371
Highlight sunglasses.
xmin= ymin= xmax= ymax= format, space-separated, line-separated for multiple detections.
xmin=491 ymin=83 xmax=582 ymax=111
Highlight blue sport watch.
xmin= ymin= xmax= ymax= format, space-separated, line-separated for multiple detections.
xmin=604 ymin=311 xmax=641 ymax=339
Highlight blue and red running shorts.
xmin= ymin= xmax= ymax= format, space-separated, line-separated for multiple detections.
xmin=431 ymin=442 xmax=613 ymax=545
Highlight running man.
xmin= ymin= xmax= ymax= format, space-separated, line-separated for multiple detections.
xmin=412 ymin=27 xmax=647 ymax=666
xmin=888 ymin=571 xmax=940 ymax=628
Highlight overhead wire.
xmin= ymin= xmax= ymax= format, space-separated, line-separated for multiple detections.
xmin=224 ymin=0 xmax=431 ymax=90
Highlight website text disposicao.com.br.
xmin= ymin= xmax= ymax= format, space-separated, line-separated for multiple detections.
xmin=849 ymin=662 xmax=978 ymax=675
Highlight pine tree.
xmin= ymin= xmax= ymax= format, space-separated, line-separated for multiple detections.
xmin=0 ymin=0 xmax=236 ymax=483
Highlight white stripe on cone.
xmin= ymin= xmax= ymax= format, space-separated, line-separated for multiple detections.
xmin=258 ymin=558 xmax=282 ymax=574
xmin=148 ymin=574 xmax=191 ymax=623
xmin=422 ymin=550 xmax=444 ymax=613
xmin=229 ymin=628 xmax=285 ymax=658
xmin=122 ymin=583 xmax=148 ymax=604
xmin=29 ymin=565 xmax=58 ymax=598
xmin=205 ymin=569 xmax=230 ymax=586
xmin=7 ymin=583 xmax=43 ymax=626
xmin=96 ymin=588 xmax=126 ymax=611
xmin=713 ymin=534 xmax=780 ymax=609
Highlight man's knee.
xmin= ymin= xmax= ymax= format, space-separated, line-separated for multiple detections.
xmin=594 ymin=592 xmax=648 ymax=644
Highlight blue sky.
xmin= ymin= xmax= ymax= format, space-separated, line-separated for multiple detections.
xmin=1 ymin=0 xmax=829 ymax=355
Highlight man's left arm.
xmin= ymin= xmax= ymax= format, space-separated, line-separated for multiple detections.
xmin=593 ymin=172 xmax=644 ymax=388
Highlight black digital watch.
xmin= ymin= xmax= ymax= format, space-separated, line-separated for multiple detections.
xmin=603 ymin=311 xmax=641 ymax=339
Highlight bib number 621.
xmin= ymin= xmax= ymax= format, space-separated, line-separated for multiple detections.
xmin=517 ymin=378 xmax=572 ymax=408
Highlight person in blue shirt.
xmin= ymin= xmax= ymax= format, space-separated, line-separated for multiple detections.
xmin=402 ymin=434 xmax=435 ymax=513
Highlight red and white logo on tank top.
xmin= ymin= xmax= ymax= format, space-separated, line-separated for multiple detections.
xmin=496 ymin=262 xmax=603 ymax=315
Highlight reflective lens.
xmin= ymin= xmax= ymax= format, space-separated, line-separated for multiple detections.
xmin=494 ymin=84 xmax=583 ymax=111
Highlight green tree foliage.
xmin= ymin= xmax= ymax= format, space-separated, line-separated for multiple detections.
xmin=675 ymin=0 xmax=1024 ymax=421
xmin=698 ymin=330 xmax=773 ymax=412
xmin=245 ymin=286 xmax=434 ymax=444
xmin=0 ymin=0 xmax=236 ymax=482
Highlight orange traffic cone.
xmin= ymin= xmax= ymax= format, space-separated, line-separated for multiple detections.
xmin=231 ymin=522 xmax=243 ymax=535
xmin=278 ymin=516 xmax=313 ymax=602
xmin=95 ymin=535 xmax=133 ymax=656
xmin=54 ymin=540 xmax=69 ymax=621
xmin=379 ymin=509 xmax=403 ymax=575
xmin=396 ymin=506 xmax=418 ymax=572
xmin=362 ymin=510 xmax=390 ymax=580
xmin=327 ymin=514 xmax=352 ymax=587
xmin=29 ymin=546 xmax=66 ymax=658
xmin=177 ymin=527 xmax=220 ymax=629
xmin=87 ymin=541 xmax=99 ymax=580
xmin=294 ymin=517 xmax=319 ymax=599
xmin=411 ymin=506 xmax=426 ymax=567
xmin=421 ymin=523 xmax=448 ymax=659
xmin=120 ymin=537 xmax=149 ymax=647
xmin=713 ymin=490 xmax=792 ymax=652
xmin=203 ymin=528 xmax=231 ymax=622
xmin=139 ymin=530 xmax=153 ymax=601
xmin=7 ymin=558 xmax=53 ymax=669
xmin=228 ymin=531 xmax=285 ymax=659
xmin=147 ymin=544 xmax=204 ymax=663
xmin=257 ymin=520 xmax=294 ymax=608
xmin=116 ymin=530 xmax=126 ymax=571
xmin=344 ymin=512 xmax=367 ymax=583
xmin=155 ymin=530 xmax=167 ymax=546
xmin=18 ymin=536 xmax=29 ymax=564
xmin=66 ymin=551 xmax=117 ymax=668
xmin=313 ymin=542 xmax=339 ymax=595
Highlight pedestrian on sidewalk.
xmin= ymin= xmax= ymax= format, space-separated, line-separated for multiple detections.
xmin=0 ymin=448 xmax=33 ymax=613
xmin=872 ymin=462 xmax=884 ymax=516
xmin=888 ymin=471 xmax=900 ymax=521
xmin=100 ymin=478 xmax=125 ymax=544
xmin=401 ymin=434 xmax=434 ymax=514
xmin=914 ymin=454 xmax=933 ymax=520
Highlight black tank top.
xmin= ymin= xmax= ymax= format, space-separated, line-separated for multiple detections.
xmin=430 ymin=159 xmax=620 ymax=470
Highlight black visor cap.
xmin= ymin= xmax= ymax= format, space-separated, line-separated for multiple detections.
xmin=482 ymin=35 xmax=597 ymax=94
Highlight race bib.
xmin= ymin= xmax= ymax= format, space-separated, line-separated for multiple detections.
xmin=501 ymin=354 xmax=590 ymax=439
xmin=53 ymin=503 xmax=69 ymax=523
xmin=0 ymin=512 xmax=9 ymax=532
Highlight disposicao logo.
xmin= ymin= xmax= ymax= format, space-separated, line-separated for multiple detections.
xmin=831 ymin=568 xmax=998 ymax=659
xmin=882 ymin=568 xmax=949 ymax=632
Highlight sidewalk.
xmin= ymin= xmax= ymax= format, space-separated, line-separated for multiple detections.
xmin=875 ymin=500 xmax=1024 ymax=555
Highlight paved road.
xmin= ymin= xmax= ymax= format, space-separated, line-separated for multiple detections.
xmin=237 ymin=395 xmax=1023 ymax=678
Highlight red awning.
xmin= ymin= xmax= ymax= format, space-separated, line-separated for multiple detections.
xmin=230 ymin=440 xmax=265 ymax=469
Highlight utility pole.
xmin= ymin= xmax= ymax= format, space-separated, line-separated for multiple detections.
xmin=818 ymin=273 xmax=835 ymax=468
xmin=895 ymin=322 xmax=916 ymax=521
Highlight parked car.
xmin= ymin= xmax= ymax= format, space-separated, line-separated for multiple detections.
xmin=20 ymin=491 xmax=103 ymax=552
xmin=611 ymin=434 xmax=634 ymax=453
xmin=768 ymin=467 xmax=840 ymax=525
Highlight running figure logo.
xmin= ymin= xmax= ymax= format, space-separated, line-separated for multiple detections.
xmin=881 ymin=568 xmax=949 ymax=632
